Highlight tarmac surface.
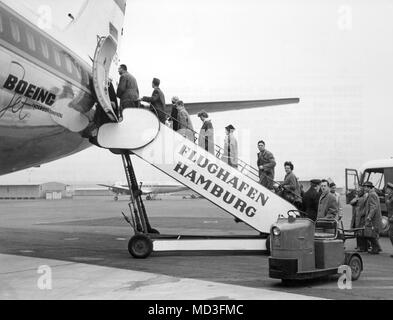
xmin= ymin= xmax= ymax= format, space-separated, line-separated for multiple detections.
xmin=0 ymin=196 xmax=392 ymax=300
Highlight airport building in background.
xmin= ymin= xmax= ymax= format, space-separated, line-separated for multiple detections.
xmin=0 ymin=182 xmax=70 ymax=200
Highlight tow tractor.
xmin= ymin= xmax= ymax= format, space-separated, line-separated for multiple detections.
xmin=269 ymin=212 xmax=363 ymax=283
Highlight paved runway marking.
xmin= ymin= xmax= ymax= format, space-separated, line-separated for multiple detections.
xmin=71 ymin=257 xmax=105 ymax=262
xmin=63 ymin=238 xmax=80 ymax=241
xmin=19 ymin=250 xmax=34 ymax=254
xmin=115 ymin=238 xmax=127 ymax=241
xmin=0 ymin=254 xmax=324 ymax=300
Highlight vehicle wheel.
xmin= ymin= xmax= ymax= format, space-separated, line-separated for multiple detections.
xmin=380 ymin=216 xmax=390 ymax=237
xmin=266 ymin=235 xmax=271 ymax=255
xmin=128 ymin=235 xmax=153 ymax=259
xmin=114 ymin=196 xmax=119 ymax=201
xmin=146 ymin=195 xmax=152 ymax=201
xmin=348 ymin=256 xmax=362 ymax=281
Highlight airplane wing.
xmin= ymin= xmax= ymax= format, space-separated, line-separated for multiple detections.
xmin=98 ymin=184 xmax=130 ymax=195
xmin=167 ymin=98 xmax=300 ymax=115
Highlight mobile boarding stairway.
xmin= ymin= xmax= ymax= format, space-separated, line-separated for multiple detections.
xmin=92 ymin=35 xmax=297 ymax=258
xmin=95 ymin=108 xmax=297 ymax=258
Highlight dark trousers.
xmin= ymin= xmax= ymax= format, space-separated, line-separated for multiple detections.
xmin=356 ymin=236 xmax=368 ymax=251
xmin=260 ymin=172 xmax=274 ymax=190
xmin=389 ymin=223 xmax=393 ymax=247
xmin=368 ymin=236 xmax=382 ymax=253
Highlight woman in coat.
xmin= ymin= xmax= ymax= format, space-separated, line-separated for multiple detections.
xmin=176 ymin=101 xmax=195 ymax=142
xmin=281 ymin=161 xmax=302 ymax=209
xmin=197 ymin=111 xmax=215 ymax=154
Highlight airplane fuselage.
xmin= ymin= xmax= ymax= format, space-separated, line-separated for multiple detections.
xmin=0 ymin=0 xmax=126 ymax=175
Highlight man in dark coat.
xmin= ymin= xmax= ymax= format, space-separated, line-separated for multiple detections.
xmin=317 ymin=180 xmax=339 ymax=220
xmin=385 ymin=182 xmax=393 ymax=258
xmin=302 ymin=179 xmax=321 ymax=221
xmin=198 ymin=110 xmax=215 ymax=154
xmin=257 ymin=140 xmax=276 ymax=190
xmin=116 ymin=64 xmax=140 ymax=119
xmin=142 ymin=78 xmax=167 ymax=124
xmin=363 ymin=181 xmax=383 ymax=254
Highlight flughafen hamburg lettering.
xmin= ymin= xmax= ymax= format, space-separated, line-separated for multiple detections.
xmin=174 ymin=145 xmax=270 ymax=218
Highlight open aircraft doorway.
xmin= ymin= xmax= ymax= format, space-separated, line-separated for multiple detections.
xmin=92 ymin=35 xmax=119 ymax=122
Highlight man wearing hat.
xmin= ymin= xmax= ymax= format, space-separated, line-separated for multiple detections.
xmin=222 ymin=125 xmax=238 ymax=169
xmin=350 ymin=186 xmax=368 ymax=252
xmin=142 ymin=78 xmax=167 ymax=124
xmin=385 ymin=182 xmax=393 ymax=257
xmin=302 ymin=179 xmax=322 ymax=221
xmin=363 ymin=181 xmax=383 ymax=254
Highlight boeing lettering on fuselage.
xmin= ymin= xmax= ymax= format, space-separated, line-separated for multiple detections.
xmin=3 ymin=74 xmax=56 ymax=107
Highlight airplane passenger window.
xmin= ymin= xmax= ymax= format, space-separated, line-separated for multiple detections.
xmin=74 ymin=65 xmax=82 ymax=80
xmin=64 ymin=55 xmax=73 ymax=74
xmin=0 ymin=13 xmax=3 ymax=33
xmin=53 ymin=49 xmax=62 ymax=67
xmin=26 ymin=32 xmax=36 ymax=51
xmin=10 ymin=19 xmax=21 ymax=43
xmin=40 ymin=40 xmax=50 ymax=59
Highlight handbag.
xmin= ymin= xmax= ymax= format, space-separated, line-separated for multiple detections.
xmin=363 ymin=224 xmax=377 ymax=239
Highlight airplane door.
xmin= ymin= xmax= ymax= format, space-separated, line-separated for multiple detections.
xmin=93 ymin=35 xmax=118 ymax=122
xmin=345 ymin=168 xmax=360 ymax=204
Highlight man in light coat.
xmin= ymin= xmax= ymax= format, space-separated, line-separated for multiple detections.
xmin=363 ymin=181 xmax=383 ymax=254
xmin=176 ymin=101 xmax=195 ymax=141
xmin=222 ymin=125 xmax=238 ymax=169
xmin=317 ymin=180 xmax=339 ymax=220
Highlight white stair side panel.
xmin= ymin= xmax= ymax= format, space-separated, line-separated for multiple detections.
xmin=97 ymin=109 xmax=296 ymax=234
xmin=132 ymin=125 xmax=296 ymax=234
xmin=152 ymin=239 xmax=267 ymax=252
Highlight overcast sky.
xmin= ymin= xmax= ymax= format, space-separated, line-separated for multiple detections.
xmin=1 ymin=0 xmax=393 ymax=186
